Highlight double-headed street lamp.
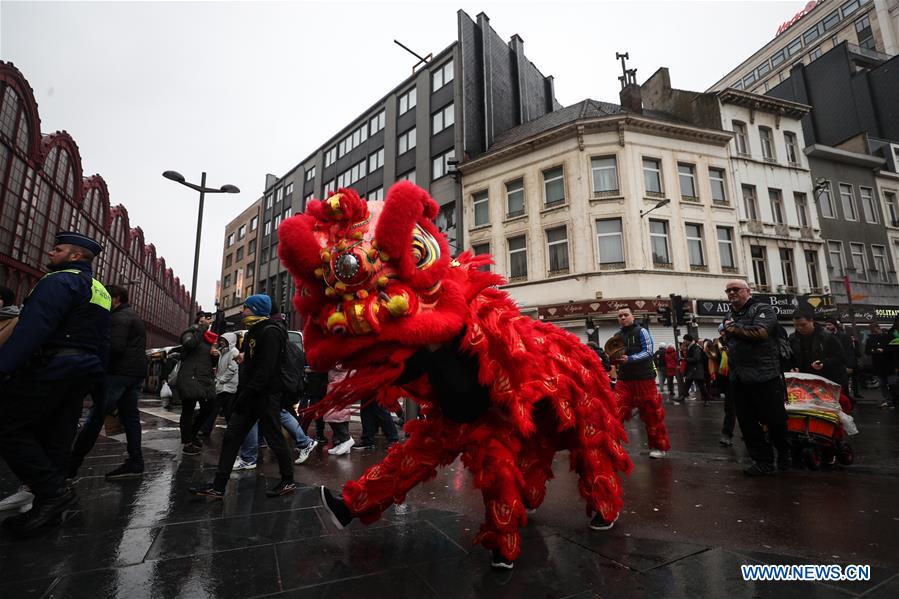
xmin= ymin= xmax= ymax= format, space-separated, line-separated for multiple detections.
xmin=162 ymin=170 xmax=240 ymax=326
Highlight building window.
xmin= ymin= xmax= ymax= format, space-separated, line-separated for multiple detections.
xmin=795 ymin=192 xmax=809 ymax=227
xmin=398 ymin=128 xmax=416 ymax=155
xmin=508 ymin=235 xmax=527 ymax=279
xmin=264 ymin=220 xmax=271 ymax=235
xmin=368 ymin=148 xmax=385 ymax=173
xmin=399 ymin=88 xmax=417 ymax=115
xmin=596 ymin=218 xmax=624 ymax=265
xmin=432 ymin=60 xmax=454 ymax=91
xmin=828 ymin=241 xmax=845 ymax=278
xmin=850 ymin=242 xmax=868 ymax=280
xmin=265 ymin=194 xmax=273 ymax=209
xmin=649 ymin=219 xmax=670 ymax=265
xmin=591 ymin=156 xmax=618 ymax=194
xmin=780 ymin=248 xmax=796 ymax=288
xmin=859 ymin=187 xmax=878 ymax=223
xmin=805 ymin=250 xmax=820 ymax=289
xmin=685 ymin=223 xmax=705 ymax=267
xmin=872 ymin=245 xmax=889 ymax=282
xmin=398 ymin=169 xmax=416 ymax=184
xmin=709 ymin=167 xmax=727 ymax=204
xmin=759 ymin=127 xmax=776 ymax=161
xmin=271 ymin=245 xmax=279 ymax=261
xmin=769 ymin=189 xmax=785 ymax=224
xmin=274 ymin=214 xmax=282 ymax=229
xmin=472 ymin=191 xmax=489 ymax=227
xmin=324 ymin=179 xmax=335 ymax=194
xmin=304 ymin=192 xmax=313 ymax=207
xmin=751 ymin=245 xmax=768 ymax=287
xmin=250 ymin=215 xmax=258 ymax=231
xmin=855 ymin=14 xmax=875 ymax=50
xmin=743 ymin=185 xmax=759 ymax=220
xmin=642 ymin=157 xmax=663 ymax=195
xmin=432 ymin=150 xmax=455 ymax=179
xmin=546 ymin=226 xmax=569 ymax=273
xmin=223 ymin=274 xmax=231 ymax=288
xmin=236 ymin=246 xmax=244 ymax=261
xmin=839 ymin=183 xmax=858 ymax=220
xmin=238 ymin=224 xmax=246 ymax=239
xmin=324 ymin=147 xmax=337 ymax=167
xmin=225 ymin=253 xmax=233 ymax=267
xmin=678 ymin=163 xmax=697 ymax=199
xmin=337 ymin=160 xmax=367 ymax=187
xmin=227 ymin=233 xmax=234 ymax=247
xmin=784 ymin=132 xmax=800 ymax=164
xmin=369 ymin=187 xmax=384 ymax=201
xmin=717 ymin=226 xmax=735 ymax=269
xmin=473 ymin=243 xmax=490 ymax=256
xmin=809 ymin=46 xmax=823 ymax=61
xmin=432 ymin=103 xmax=455 ymax=134
xmin=283 ymin=207 xmax=292 ymax=220
xmin=506 ymin=178 xmax=524 ymax=218
xmin=284 ymin=182 xmax=293 ymax=197
xmin=305 ymin=166 xmax=316 ymax=182
xmin=733 ymin=121 xmax=749 ymax=155
xmin=885 ymin=191 xmax=899 ymax=226
xmin=818 ymin=181 xmax=836 ymax=218
xmin=542 ymin=166 xmax=565 ymax=206
xmin=248 ymin=239 xmax=256 ymax=254
xmin=369 ymin=110 xmax=385 ymax=135
xmin=275 ymin=187 xmax=284 ymax=202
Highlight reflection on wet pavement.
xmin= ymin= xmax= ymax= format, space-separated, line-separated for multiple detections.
xmin=0 ymin=395 xmax=897 ymax=598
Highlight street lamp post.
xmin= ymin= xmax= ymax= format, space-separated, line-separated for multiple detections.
xmin=162 ymin=170 xmax=240 ymax=326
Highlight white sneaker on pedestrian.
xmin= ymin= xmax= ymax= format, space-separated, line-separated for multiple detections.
xmin=233 ymin=458 xmax=257 ymax=471
xmin=0 ymin=485 xmax=34 ymax=512
xmin=294 ymin=439 xmax=318 ymax=464
xmin=649 ymin=449 xmax=667 ymax=459
xmin=328 ymin=438 xmax=355 ymax=455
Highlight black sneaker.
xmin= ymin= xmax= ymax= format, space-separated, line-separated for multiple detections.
xmin=490 ymin=550 xmax=514 ymax=570
xmin=589 ymin=512 xmax=618 ymax=531
xmin=352 ymin=441 xmax=376 ymax=451
xmin=2 ymin=489 xmax=78 ymax=537
xmin=320 ymin=486 xmax=353 ymax=528
xmin=743 ymin=462 xmax=775 ymax=476
xmin=182 ymin=443 xmax=202 ymax=456
xmin=718 ymin=436 xmax=733 ymax=447
xmin=189 ymin=484 xmax=224 ymax=499
xmin=266 ymin=480 xmax=297 ymax=497
xmin=106 ymin=463 xmax=144 ymax=480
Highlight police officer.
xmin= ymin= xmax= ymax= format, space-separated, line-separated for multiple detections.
xmin=0 ymin=231 xmax=111 ymax=536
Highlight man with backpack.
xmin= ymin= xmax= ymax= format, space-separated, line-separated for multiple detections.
xmin=189 ymin=294 xmax=297 ymax=498
xmin=721 ymin=280 xmax=788 ymax=476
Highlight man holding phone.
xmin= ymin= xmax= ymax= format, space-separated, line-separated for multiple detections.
xmin=787 ymin=309 xmax=847 ymax=389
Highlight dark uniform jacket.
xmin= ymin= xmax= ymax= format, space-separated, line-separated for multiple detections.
xmin=788 ymin=325 xmax=847 ymax=386
xmin=683 ymin=342 xmax=706 ymax=381
xmin=865 ymin=331 xmax=895 ymax=375
xmin=109 ymin=302 xmax=147 ymax=378
xmin=0 ymin=261 xmax=110 ymax=381
xmin=724 ymin=297 xmax=779 ymax=384
xmin=238 ymin=318 xmax=286 ymax=400
xmin=175 ymin=324 xmax=215 ymax=400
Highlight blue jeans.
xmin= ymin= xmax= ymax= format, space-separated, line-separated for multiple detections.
xmin=238 ymin=409 xmax=313 ymax=464
xmin=70 ymin=374 xmax=145 ymax=470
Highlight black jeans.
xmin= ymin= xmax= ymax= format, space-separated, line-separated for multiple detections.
xmin=70 ymin=374 xmax=145 ymax=472
xmin=0 ymin=375 xmax=95 ymax=498
xmin=682 ymin=378 xmax=711 ymax=402
xmin=179 ymin=392 xmax=210 ymax=444
xmin=732 ymin=377 xmax=788 ymax=465
xmin=360 ymin=402 xmax=399 ymax=444
xmin=212 ymin=392 xmax=294 ymax=491
xmin=722 ymin=380 xmax=736 ymax=437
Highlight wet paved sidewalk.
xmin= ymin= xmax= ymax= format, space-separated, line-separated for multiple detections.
xmin=1 ymin=393 xmax=898 ymax=598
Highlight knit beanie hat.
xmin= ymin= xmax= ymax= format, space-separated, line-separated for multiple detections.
xmin=244 ymin=294 xmax=272 ymax=317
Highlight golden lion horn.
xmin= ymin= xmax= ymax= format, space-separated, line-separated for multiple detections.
xmin=326 ymin=194 xmax=344 ymax=218
xmin=385 ymin=294 xmax=409 ymax=317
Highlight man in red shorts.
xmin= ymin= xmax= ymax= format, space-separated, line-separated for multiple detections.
xmin=612 ymin=307 xmax=671 ymax=458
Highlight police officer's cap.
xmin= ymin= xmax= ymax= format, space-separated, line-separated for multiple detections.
xmin=55 ymin=231 xmax=103 ymax=255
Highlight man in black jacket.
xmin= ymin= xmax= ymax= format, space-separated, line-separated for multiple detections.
xmin=679 ymin=335 xmax=710 ymax=404
xmin=788 ymin=310 xmax=847 ymax=388
xmin=190 ymin=294 xmax=296 ymax=498
xmin=721 ymin=280 xmax=788 ymax=475
xmin=177 ymin=312 xmax=216 ymax=455
xmin=68 ymin=285 xmax=147 ymax=479
xmin=864 ymin=322 xmax=896 ymax=409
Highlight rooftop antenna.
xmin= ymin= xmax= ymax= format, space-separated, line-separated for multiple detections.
xmin=616 ymin=52 xmax=637 ymax=88
xmin=394 ymin=40 xmax=432 ymax=73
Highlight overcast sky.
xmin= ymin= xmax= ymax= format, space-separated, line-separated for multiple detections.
xmin=1 ymin=0 xmax=800 ymax=308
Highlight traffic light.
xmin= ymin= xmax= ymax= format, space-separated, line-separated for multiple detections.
xmin=671 ymin=294 xmax=686 ymax=327
xmin=657 ymin=305 xmax=672 ymax=327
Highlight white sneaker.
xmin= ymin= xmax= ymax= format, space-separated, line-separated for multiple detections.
xmin=294 ymin=439 xmax=318 ymax=464
xmin=649 ymin=450 xmax=667 ymax=459
xmin=0 ymin=485 xmax=34 ymax=512
xmin=233 ymin=458 xmax=257 ymax=471
xmin=328 ymin=438 xmax=355 ymax=455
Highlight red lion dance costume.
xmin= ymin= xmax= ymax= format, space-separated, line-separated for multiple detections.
xmin=278 ymin=182 xmax=632 ymax=567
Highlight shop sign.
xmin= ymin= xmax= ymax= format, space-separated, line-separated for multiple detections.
xmin=837 ymin=304 xmax=899 ymax=324
xmin=776 ymin=0 xmax=822 ymax=36
xmin=537 ymin=298 xmax=668 ymax=321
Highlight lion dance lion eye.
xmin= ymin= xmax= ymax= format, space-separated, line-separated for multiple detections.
xmin=411 ymin=226 xmax=440 ymax=270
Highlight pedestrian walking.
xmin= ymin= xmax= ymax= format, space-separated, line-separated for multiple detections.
xmin=721 ymin=279 xmax=789 ymax=475
xmin=324 ymin=366 xmax=355 ymax=455
xmin=354 ymin=400 xmax=400 ymax=450
xmin=176 ymin=312 xmax=217 ymax=455
xmin=663 ymin=344 xmax=678 ymax=399
xmin=791 ymin=312 xmax=847 ymax=387
xmin=679 ymin=335 xmax=710 ymax=404
xmin=233 ymin=408 xmax=318 ymax=470
xmin=0 ymin=232 xmax=111 ymax=535
xmin=68 ymin=284 xmax=147 ymax=479
xmin=195 ymin=332 xmax=240 ymax=438
xmin=189 ymin=294 xmax=297 ymax=498
xmin=611 ymin=307 xmax=670 ymax=458
xmin=654 ymin=344 xmax=667 ymax=392
xmin=864 ymin=322 xmax=895 ymax=409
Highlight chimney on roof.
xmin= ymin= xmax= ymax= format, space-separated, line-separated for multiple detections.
xmin=620 ymin=82 xmax=643 ymax=114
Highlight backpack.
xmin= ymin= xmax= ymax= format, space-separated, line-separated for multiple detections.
xmin=265 ymin=323 xmax=306 ymax=395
